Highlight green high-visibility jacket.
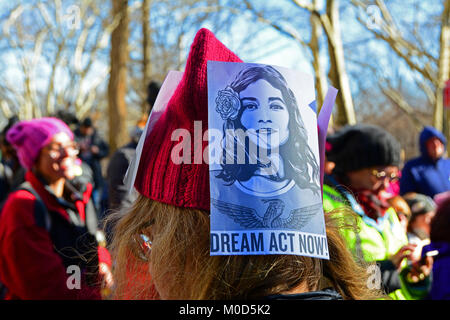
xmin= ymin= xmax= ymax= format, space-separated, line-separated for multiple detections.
xmin=323 ymin=183 xmax=430 ymax=300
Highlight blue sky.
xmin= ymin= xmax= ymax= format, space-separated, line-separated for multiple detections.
xmin=0 ymin=0 xmax=444 ymax=128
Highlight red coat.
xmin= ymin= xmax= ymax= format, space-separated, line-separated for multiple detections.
xmin=0 ymin=171 xmax=104 ymax=300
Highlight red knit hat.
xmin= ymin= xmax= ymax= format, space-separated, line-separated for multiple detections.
xmin=134 ymin=28 xmax=243 ymax=211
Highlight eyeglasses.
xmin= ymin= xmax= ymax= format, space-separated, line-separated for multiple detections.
xmin=371 ymin=169 xmax=399 ymax=182
xmin=46 ymin=143 xmax=79 ymax=159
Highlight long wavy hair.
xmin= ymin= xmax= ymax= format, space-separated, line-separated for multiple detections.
xmin=105 ymin=195 xmax=386 ymax=300
xmin=216 ymin=65 xmax=320 ymax=195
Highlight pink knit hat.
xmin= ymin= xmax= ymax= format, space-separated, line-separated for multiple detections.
xmin=6 ymin=117 xmax=74 ymax=170
xmin=134 ymin=28 xmax=242 ymax=211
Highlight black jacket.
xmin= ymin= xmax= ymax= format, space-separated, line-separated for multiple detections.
xmin=106 ymin=141 xmax=138 ymax=212
xmin=74 ymin=129 xmax=109 ymax=190
xmin=266 ymin=288 xmax=343 ymax=300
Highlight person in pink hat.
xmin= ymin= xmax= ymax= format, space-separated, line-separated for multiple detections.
xmin=0 ymin=117 xmax=112 ymax=300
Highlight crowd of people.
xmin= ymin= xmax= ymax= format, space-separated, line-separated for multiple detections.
xmin=323 ymin=124 xmax=449 ymax=300
xmin=0 ymin=28 xmax=449 ymax=301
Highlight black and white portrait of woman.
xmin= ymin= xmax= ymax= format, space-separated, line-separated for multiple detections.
xmin=208 ymin=62 xmax=327 ymax=255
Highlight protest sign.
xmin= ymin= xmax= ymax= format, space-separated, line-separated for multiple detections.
xmin=207 ymin=61 xmax=330 ymax=259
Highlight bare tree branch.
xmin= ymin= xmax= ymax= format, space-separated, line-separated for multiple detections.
xmin=380 ymin=86 xmax=425 ymax=130
xmin=242 ymin=0 xmax=309 ymax=49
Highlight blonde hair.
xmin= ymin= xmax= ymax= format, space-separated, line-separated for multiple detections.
xmin=105 ymin=195 xmax=385 ymax=300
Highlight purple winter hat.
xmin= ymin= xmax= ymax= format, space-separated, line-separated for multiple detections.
xmin=6 ymin=117 xmax=74 ymax=170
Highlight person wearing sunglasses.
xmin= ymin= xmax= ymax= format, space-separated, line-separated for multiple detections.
xmin=323 ymin=124 xmax=432 ymax=300
xmin=0 ymin=117 xmax=112 ymax=299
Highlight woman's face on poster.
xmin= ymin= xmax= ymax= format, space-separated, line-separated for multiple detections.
xmin=239 ymin=79 xmax=289 ymax=150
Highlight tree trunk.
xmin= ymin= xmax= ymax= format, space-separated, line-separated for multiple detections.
xmin=108 ymin=0 xmax=129 ymax=154
xmin=310 ymin=12 xmax=327 ymax=111
xmin=434 ymin=0 xmax=450 ymax=142
xmin=142 ymin=0 xmax=152 ymax=114
xmin=310 ymin=10 xmax=335 ymax=128
xmin=326 ymin=0 xmax=356 ymax=127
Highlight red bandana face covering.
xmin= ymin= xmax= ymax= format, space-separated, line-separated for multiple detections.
xmin=352 ymin=188 xmax=391 ymax=221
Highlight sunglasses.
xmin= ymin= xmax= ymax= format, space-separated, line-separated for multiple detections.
xmin=46 ymin=143 xmax=79 ymax=159
xmin=371 ymin=169 xmax=399 ymax=182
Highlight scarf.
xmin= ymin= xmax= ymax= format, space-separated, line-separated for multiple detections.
xmin=352 ymin=188 xmax=391 ymax=221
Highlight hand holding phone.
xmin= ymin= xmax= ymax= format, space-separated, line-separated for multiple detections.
xmin=407 ymin=250 xmax=437 ymax=283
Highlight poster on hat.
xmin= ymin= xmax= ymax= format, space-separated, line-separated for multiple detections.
xmin=207 ymin=61 xmax=329 ymax=259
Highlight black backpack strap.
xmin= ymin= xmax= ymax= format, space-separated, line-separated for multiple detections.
xmin=18 ymin=181 xmax=51 ymax=231
xmin=0 ymin=182 xmax=52 ymax=299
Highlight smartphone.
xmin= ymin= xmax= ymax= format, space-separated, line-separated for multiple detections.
xmin=419 ymin=249 xmax=439 ymax=266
